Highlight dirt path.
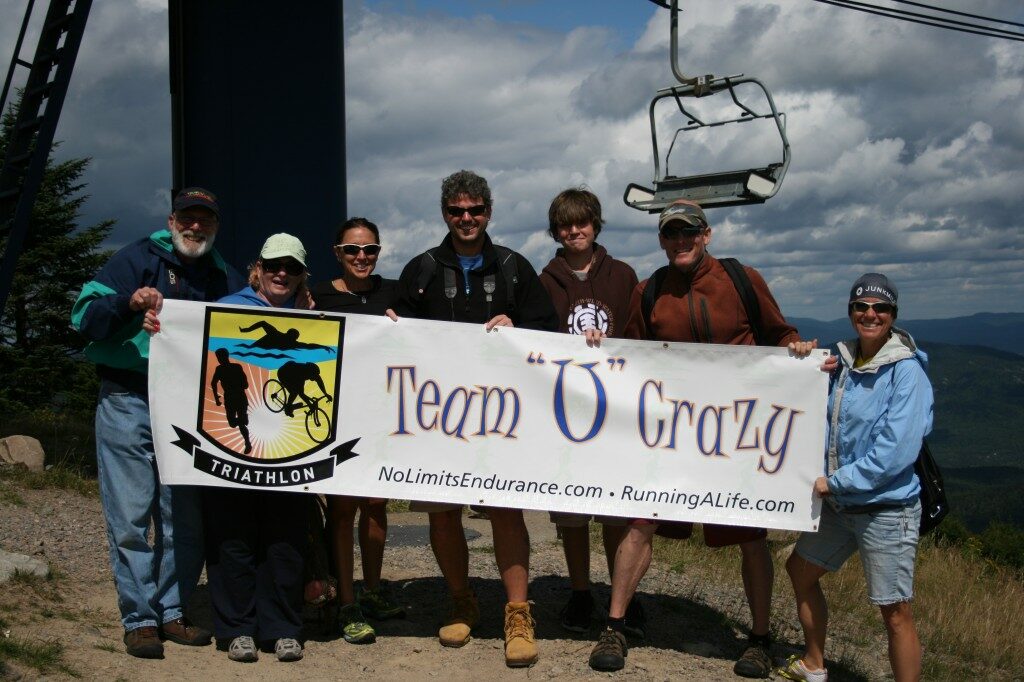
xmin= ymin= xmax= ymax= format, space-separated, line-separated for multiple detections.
xmin=0 ymin=486 xmax=865 ymax=681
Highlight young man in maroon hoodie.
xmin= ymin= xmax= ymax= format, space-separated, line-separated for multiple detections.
xmin=538 ymin=188 xmax=640 ymax=635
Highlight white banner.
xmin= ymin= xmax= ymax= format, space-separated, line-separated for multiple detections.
xmin=150 ymin=299 xmax=828 ymax=531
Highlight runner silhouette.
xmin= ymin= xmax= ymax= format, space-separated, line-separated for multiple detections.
xmin=210 ymin=348 xmax=252 ymax=453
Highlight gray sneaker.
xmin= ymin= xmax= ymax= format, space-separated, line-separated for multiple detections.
xmin=227 ymin=635 xmax=258 ymax=663
xmin=275 ymin=637 xmax=303 ymax=662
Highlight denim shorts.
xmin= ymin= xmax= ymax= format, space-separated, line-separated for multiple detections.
xmin=796 ymin=498 xmax=921 ymax=605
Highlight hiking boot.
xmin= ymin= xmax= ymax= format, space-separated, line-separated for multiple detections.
xmin=589 ymin=627 xmax=627 ymax=671
xmin=623 ymin=599 xmax=646 ymax=640
xmin=160 ymin=617 xmax=212 ymax=646
xmin=359 ymin=584 xmax=406 ymax=620
xmin=559 ymin=591 xmax=594 ymax=633
xmin=275 ymin=637 xmax=303 ymax=662
xmin=503 ymin=601 xmax=538 ymax=668
xmin=124 ymin=626 xmax=163 ymax=659
xmin=734 ymin=636 xmax=773 ymax=678
xmin=338 ymin=602 xmax=376 ymax=644
xmin=439 ymin=590 xmax=479 ymax=647
xmin=227 ymin=635 xmax=258 ymax=662
xmin=777 ymin=654 xmax=828 ymax=681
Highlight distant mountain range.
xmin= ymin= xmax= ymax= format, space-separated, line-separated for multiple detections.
xmin=789 ymin=312 xmax=1024 ymax=356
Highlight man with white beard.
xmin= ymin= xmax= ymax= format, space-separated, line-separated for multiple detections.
xmin=72 ymin=187 xmax=243 ymax=659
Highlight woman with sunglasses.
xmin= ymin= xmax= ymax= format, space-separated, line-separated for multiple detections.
xmin=310 ymin=218 xmax=403 ymax=645
xmin=780 ymin=273 xmax=933 ymax=682
xmin=199 ymin=233 xmax=312 ymax=663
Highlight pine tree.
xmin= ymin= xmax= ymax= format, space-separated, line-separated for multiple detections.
xmin=0 ymin=100 xmax=114 ymax=413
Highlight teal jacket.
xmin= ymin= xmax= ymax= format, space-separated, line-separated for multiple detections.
xmin=71 ymin=230 xmax=242 ymax=379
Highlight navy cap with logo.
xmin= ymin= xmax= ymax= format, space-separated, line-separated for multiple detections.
xmin=849 ymin=273 xmax=898 ymax=305
xmin=172 ymin=187 xmax=220 ymax=218
xmin=658 ymin=200 xmax=708 ymax=234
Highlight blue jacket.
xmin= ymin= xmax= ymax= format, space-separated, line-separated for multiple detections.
xmin=71 ymin=230 xmax=243 ymax=378
xmin=825 ymin=327 xmax=934 ymax=508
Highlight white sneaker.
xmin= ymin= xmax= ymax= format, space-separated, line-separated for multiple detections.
xmin=778 ymin=654 xmax=827 ymax=682
xmin=228 ymin=635 xmax=258 ymax=662
xmin=275 ymin=637 xmax=303 ymax=662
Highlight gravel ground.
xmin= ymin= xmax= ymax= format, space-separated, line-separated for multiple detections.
xmin=0 ymin=483 xmax=888 ymax=681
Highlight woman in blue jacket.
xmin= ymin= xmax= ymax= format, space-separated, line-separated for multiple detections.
xmin=146 ymin=234 xmax=314 ymax=663
xmin=780 ymin=273 xmax=933 ymax=682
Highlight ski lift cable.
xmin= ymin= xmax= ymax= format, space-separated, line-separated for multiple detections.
xmin=822 ymin=0 xmax=1024 ymax=38
xmin=890 ymin=0 xmax=1024 ymax=30
xmin=811 ymin=0 xmax=1024 ymax=41
xmin=646 ymin=0 xmax=1024 ymax=40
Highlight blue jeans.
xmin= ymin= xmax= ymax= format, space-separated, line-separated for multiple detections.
xmin=95 ymin=381 xmax=204 ymax=631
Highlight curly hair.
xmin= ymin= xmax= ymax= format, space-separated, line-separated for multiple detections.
xmin=548 ymin=187 xmax=603 ymax=240
xmin=440 ymin=170 xmax=492 ymax=208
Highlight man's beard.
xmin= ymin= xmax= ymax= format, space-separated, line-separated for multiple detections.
xmin=172 ymin=229 xmax=216 ymax=259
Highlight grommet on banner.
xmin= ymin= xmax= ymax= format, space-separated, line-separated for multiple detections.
xmin=663 ymin=343 xmax=669 ymax=349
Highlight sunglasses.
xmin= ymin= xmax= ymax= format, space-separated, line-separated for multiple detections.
xmin=175 ymin=214 xmax=217 ymax=228
xmin=336 ymin=243 xmax=381 ymax=257
xmin=850 ymin=301 xmax=896 ymax=315
xmin=659 ymin=224 xmax=705 ymax=240
xmin=445 ymin=204 xmax=488 ymax=218
xmin=260 ymin=258 xmax=305 ymax=276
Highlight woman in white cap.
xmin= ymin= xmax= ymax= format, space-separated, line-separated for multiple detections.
xmin=204 ymin=233 xmax=312 ymax=663
xmin=310 ymin=218 xmax=404 ymax=644
xmin=780 ymin=273 xmax=933 ymax=682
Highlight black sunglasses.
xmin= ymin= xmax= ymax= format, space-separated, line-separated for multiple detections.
xmin=659 ymin=224 xmax=705 ymax=240
xmin=445 ymin=204 xmax=488 ymax=218
xmin=260 ymin=258 xmax=305 ymax=276
xmin=337 ymin=243 xmax=381 ymax=257
xmin=850 ymin=301 xmax=896 ymax=315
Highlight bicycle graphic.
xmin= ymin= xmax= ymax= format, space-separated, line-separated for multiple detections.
xmin=263 ymin=378 xmax=333 ymax=444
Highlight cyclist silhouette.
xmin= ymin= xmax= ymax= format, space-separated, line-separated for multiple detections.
xmin=238 ymin=321 xmax=335 ymax=352
xmin=276 ymin=360 xmax=332 ymax=417
xmin=210 ymin=348 xmax=252 ymax=453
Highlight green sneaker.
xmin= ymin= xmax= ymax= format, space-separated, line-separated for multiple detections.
xmin=359 ymin=584 xmax=406 ymax=620
xmin=338 ymin=603 xmax=376 ymax=644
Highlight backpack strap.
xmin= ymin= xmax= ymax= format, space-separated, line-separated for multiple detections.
xmin=718 ymin=257 xmax=765 ymax=346
xmin=640 ymin=266 xmax=670 ymax=337
xmin=492 ymin=245 xmax=519 ymax=313
xmin=416 ymin=248 xmax=439 ymax=296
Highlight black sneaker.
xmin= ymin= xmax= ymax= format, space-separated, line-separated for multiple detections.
xmin=589 ymin=627 xmax=627 ymax=672
xmin=733 ymin=637 xmax=773 ymax=678
xmin=623 ymin=599 xmax=646 ymax=640
xmin=559 ymin=591 xmax=594 ymax=633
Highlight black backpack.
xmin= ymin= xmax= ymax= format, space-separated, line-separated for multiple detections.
xmin=640 ymin=257 xmax=765 ymax=345
xmin=915 ymin=439 xmax=949 ymax=534
xmin=415 ymin=245 xmax=519 ymax=313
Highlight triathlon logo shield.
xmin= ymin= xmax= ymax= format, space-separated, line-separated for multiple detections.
xmin=197 ymin=307 xmax=345 ymax=463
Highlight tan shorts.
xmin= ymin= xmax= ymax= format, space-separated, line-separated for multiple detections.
xmin=548 ymin=511 xmax=628 ymax=528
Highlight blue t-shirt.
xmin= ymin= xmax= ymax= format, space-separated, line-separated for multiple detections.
xmin=457 ymin=254 xmax=483 ymax=295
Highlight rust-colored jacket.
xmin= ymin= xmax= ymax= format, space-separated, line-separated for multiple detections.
xmin=624 ymin=253 xmax=798 ymax=347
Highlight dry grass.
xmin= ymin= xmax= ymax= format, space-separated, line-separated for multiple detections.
xmin=641 ymin=526 xmax=1024 ymax=680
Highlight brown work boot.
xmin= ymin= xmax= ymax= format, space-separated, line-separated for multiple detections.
xmin=503 ymin=601 xmax=538 ymax=668
xmin=124 ymin=626 xmax=164 ymax=659
xmin=438 ymin=589 xmax=479 ymax=647
xmin=160 ymin=617 xmax=212 ymax=646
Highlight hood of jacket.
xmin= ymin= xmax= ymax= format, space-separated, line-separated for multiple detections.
xmin=541 ymin=243 xmax=611 ymax=288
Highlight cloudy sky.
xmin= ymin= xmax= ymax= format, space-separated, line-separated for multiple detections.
xmin=3 ymin=0 xmax=1022 ymax=320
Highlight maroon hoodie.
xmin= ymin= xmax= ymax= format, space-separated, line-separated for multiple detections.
xmin=539 ymin=243 xmax=638 ymax=338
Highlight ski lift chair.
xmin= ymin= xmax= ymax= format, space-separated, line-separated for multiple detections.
xmin=625 ymin=0 xmax=790 ymax=213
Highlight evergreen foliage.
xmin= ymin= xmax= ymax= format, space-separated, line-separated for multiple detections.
xmin=0 ymin=99 xmax=114 ymax=415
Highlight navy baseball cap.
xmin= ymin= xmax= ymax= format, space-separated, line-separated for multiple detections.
xmin=172 ymin=187 xmax=220 ymax=218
